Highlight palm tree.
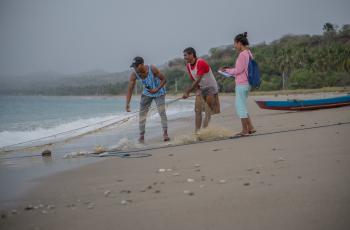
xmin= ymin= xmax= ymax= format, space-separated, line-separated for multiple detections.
xmin=275 ymin=48 xmax=295 ymax=90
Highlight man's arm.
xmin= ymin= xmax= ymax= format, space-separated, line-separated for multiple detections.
xmin=183 ymin=60 xmax=209 ymax=99
xmin=149 ymin=65 xmax=166 ymax=94
xmin=183 ymin=76 xmax=202 ymax=98
xmin=125 ymin=73 xmax=137 ymax=112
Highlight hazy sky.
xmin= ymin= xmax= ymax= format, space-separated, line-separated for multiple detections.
xmin=0 ymin=0 xmax=349 ymax=76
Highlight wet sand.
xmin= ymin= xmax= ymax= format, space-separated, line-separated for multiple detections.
xmin=1 ymin=94 xmax=350 ymax=230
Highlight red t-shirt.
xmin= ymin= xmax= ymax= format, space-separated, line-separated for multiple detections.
xmin=186 ymin=59 xmax=210 ymax=81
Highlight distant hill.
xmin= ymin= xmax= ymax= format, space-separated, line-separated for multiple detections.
xmin=1 ymin=23 xmax=349 ymax=95
xmin=0 ymin=69 xmax=131 ymax=95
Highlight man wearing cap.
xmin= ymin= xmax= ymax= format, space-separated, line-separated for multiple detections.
xmin=126 ymin=56 xmax=170 ymax=143
xmin=182 ymin=47 xmax=220 ymax=133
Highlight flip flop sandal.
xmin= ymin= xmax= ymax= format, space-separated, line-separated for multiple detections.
xmin=234 ymin=132 xmax=249 ymax=137
xmin=249 ymin=130 xmax=257 ymax=134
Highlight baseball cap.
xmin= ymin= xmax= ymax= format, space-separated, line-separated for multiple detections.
xmin=130 ymin=56 xmax=144 ymax=68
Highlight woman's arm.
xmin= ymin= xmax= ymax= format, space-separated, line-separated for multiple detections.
xmin=225 ymin=53 xmax=248 ymax=76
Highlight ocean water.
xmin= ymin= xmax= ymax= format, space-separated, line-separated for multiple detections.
xmin=0 ymin=95 xmax=195 ymax=203
xmin=0 ymin=95 xmax=194 ymax=148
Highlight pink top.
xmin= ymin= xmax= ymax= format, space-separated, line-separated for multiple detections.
xmin=225 ymin=49 xmax=252 ymax=85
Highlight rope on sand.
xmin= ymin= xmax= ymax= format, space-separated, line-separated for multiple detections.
xmin=97 ymin=121 xmax=350 ymax=158
xmin=98 ymin=152 xmax=152 ymax=158
xmin=1 ymin=121 xmax=349 ymax=160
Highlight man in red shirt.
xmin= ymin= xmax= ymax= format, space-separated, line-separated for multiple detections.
xmin=182 ymin=47 xmax=220 ymax=132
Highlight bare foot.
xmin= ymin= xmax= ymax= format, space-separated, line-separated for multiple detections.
xmin=163 ymin=136 xmax=170 ymax=142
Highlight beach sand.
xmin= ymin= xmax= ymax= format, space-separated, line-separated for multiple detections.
xmin=1 ymin=94 xmax=350 ymax=230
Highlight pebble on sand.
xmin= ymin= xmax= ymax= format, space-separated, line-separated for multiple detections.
xmin=41 ymin=150 xmax=52 ymax=157
xmin=274 ymin=157 xmax=285 ymax=163
xmin=66 ymin=204 xmax=76 ymax=208
xmin=212 ymin=149 xmax=222 ymax=152
xmin=24 ymin=205 xmax=34 ymax=211
xmin=158 ymin=169 xmax=166 ymax=173
xmin=121 ymin=200 xmax=132 ymax=205
xmin=183 ymin=190 xmax=195 ymax=196
xmin=187 ymin=178 xmax=195 ymax=183
xmin=243 ymin=182 xmax=251 ymax=186
xmin=47 ymin=205 xmax=55 ymax=210
xmin=11 ymin=210 xmax=18 ymax=215
xmin=104 ymin=190 xmax=111 ymax=197
xmin=219 ymin=179 xmax=227 ymax=184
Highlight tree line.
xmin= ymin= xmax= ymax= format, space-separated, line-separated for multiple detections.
xmin=166 ymin=23 xmax=350 ymax=93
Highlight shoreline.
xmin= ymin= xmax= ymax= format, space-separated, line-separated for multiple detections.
xmin=1 ymin=86 xmax=349 ymax=98
xmin=0 ymin=96 xmax=200 ymax=204
xmin=1 ymin=93 xmax=350 ymax=229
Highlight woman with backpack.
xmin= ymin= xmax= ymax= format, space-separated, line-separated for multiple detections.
xmin=220 ymin=32 xmax=256 ymax=136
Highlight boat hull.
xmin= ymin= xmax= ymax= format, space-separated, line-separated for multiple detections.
xmin=255 ymin=95 xmax=350 ymax=111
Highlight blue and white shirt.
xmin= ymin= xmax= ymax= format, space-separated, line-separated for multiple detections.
xmin=135 ymin=65 xmax=166 ymax=97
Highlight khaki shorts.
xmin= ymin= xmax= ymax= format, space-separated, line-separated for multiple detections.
xmin=195 ymin=94 xmax=220 ymax=115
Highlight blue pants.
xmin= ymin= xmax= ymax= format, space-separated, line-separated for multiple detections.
xmin=235 ymin=85 xmax=250 ymax=119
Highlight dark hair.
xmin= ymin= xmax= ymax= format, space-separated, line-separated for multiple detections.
xmin=234 ymin=32 xmax=249 ymax=46
xmin=183 ymin=47 xmax=197 ymax=58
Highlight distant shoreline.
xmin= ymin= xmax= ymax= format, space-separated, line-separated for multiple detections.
xmin=1 ymin=86 xmax=349 ymax=98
